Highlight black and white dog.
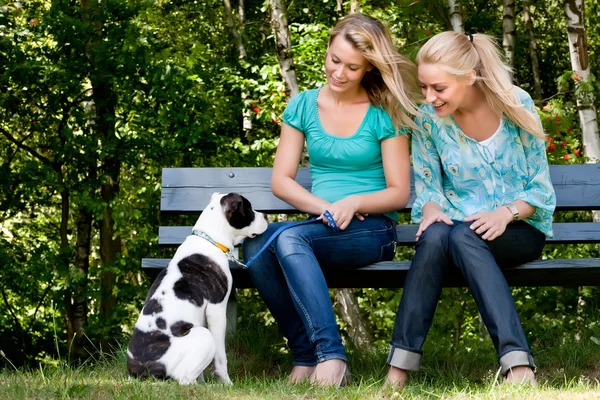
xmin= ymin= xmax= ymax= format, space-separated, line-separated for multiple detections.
xmin=127 ymin=192 xmax=268 ymax=384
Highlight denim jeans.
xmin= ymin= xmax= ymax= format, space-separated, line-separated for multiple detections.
xmin=243 ymin=214 xmax=397 ymax=366
xmin=388 ymin=221 xmax=545 ymax=375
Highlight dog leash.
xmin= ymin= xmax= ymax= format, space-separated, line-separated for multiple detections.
xmin=192 ymin=210 xmax=340 ymax=270
xmin=243 ymin=210 xmax=339 ymax=269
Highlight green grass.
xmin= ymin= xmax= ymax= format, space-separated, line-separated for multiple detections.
xmin=1 ymin=325 xmax=599 ymax=399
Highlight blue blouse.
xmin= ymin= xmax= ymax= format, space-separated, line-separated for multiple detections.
xmin=411 ymin=87 xmax=556 ymax=237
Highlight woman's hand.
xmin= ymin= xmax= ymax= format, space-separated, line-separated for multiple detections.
xmin=464 ymin=207 xmax=513 ymax=241
xmin=416 ymin=205 xmax=453 ymax=241
xmin=322 ymin=196 xmax=361 ymax=231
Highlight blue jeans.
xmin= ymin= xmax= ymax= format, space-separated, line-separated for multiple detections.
xmin=243 ymin=215 xmax=397 ymax=366
xmin=388 ymin=221 xmax=545 ymax=375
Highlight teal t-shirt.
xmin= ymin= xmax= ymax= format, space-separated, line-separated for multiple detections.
xmin=282 ymin=87 xmax=405 ymax=222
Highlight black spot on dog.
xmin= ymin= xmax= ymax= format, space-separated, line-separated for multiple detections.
xmin=156 ymin=317 xmax=166 ymax=330
xmin=143 ymin=299 xmax=162 ymax=315
xmin=221 ymin=193 xmax=255 ymax=230
xmin=127 ymin=354 xmax=168 ymax=380
xmin=127 ymin=329 xmax=170 ymax=378
xmin=145 ymin=269 xmax=167 ymax=302
xmin=170 ymin=321 xmax=194 ymax=337
xmin=174 ymin=254 xmax=228 ymax=306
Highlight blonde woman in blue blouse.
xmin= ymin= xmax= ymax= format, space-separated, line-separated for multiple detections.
xmin=385 ymin=31 xmax=556 ymax=388
xmin=243 ymin=14 xmax=419 ymax=387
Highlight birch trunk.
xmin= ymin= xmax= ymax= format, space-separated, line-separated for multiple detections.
xmin=335 ymin=289 xmax=373 ymax=350
xmin=447 ymin=0 xmax=464 ymax=33
xmin=564 ymin=0 xmax=600 ymax=163
xmin=269 ymin=0 xmax=299 ymax=100
xmin=350 ymin=0 xmax=362 ymax=14
xmin=224 ymin=0 xmax=253 ymax=139
xmin=502 ymin=0 xmax=516 ymax=68
xmin=523 ymin=0 xmax=543 ymax=100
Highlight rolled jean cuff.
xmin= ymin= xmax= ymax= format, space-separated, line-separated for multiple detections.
xmin=387 ymin=345 xmax=421 ymax=371
xmin=499 ymin=350 xmax=536 ymax=376
xmin=292 ymin=361 xmax=317 ymax=367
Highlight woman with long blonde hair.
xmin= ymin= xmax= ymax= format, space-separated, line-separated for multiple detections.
xmin=243 ymin=14 xmax=419 ymax=387
xmin=386 ymin=31 xmax=555 ymax=388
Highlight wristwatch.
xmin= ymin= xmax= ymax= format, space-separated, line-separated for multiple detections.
xmin=502 ymin=203 xmax=519 ymax=223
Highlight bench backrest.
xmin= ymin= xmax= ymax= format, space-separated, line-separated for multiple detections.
xmin=158 ymin=164 xmax=600 ymax=247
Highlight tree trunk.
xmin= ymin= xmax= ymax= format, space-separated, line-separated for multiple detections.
xmin=502 ymin=0 xmax=516 ymax=68
xmin=81 ymin=0 xmax=122 ymax=329
xmin=523 ymin=0 xmax=543 ymax=100
xmin=335 ymin=289 xmax=373 ymax=350
xmin=564 ymin=0 xmax=600 ymax=163
xmin=98 ymin=156 xmax=121 ymax=323
xmin=65 ymin=207 xmax=93 ymax=358
xmin=447 ymin=0 xmax=464 ymax=33
xmin=224 ymin=0 xmax=253 ymax=140
xmin=350 ymin=0 xmax=362 ymax=14
xmin=269 ymin=0 xmax=299 ymax=100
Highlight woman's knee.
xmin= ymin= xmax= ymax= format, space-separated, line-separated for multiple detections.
xmin=418 ymin=222 xmax=452 ymax=250
xmin=448 ymin=222 xmax=483 ymax=250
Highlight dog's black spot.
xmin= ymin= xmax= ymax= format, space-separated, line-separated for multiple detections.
xmin=127 ymin=353 xmax=168 ymax=380
xmin=143 ymin=299 xmax=162 ymax=315
xmin=174 ymin=254 xmax=228 ymax=306
xmin=170 ymin=321 xmax=194 ymax=337
xmin=162 ymin=291 xmax=165 ymax=296
xmin=221 ymin=193 xmax=255 ymax=230
xmin=127 ymin=329 xmax=170 ymax=375
xmin=145 ymin=269 xmax=167 ymax=302
xmin=156 ymin=317 xmax=166 ymax=330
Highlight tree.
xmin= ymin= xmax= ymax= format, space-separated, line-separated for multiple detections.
xmin=564 ymin=0 xmax=600 ymax=163
xmin=269 ymin=0 xmax=299 ymax=99
xmin=223 ymin=0 xmax=253 ymax=140
xmin=503 ymin=0 xmax=516 ymax=68
xmin=448 ymin=0 xmax=464 ymax=33
xmin=523 ymin=0 xmax=543 ymax=100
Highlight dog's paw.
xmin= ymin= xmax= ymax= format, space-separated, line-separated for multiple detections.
xmin=214 ymin=372 xmax=232 ymax=385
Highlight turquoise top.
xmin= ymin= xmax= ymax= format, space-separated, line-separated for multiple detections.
xmin=411 ymin=87 xmax=556 ymax=237
xmin=282 ymin=87 xmax=406 ymax=222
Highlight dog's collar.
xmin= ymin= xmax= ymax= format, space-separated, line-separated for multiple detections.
xmin=191 ymin=229 xmax=230 ymax=253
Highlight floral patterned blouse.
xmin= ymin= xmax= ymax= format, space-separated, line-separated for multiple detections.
xmin=411 ymin=87 xmax=556 ymax=237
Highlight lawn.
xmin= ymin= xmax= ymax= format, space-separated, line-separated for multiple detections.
xmin=1 ymin=324 xmax=599 ymax=400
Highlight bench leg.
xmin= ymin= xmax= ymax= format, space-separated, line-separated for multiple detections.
xmin=226 ymin=288 xmax=237 ymax=336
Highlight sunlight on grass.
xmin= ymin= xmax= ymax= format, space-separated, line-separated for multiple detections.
xmin=1 ymin=353 xmax=599 ymax=399
xmin=1 ymin=325 xmax=599 ymax=399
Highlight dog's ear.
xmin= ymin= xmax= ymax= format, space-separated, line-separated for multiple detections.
xmin=221 ymin=193 xmax=244 ymax=218
xmin=221 ymin=193 xmax=255 ymax=229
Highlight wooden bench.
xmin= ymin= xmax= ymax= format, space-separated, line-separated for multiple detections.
xmin=142 ymin=164 xmax=600 ymax=287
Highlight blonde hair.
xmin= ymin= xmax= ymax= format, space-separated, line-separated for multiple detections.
xmin=416 ymin=31 xmax=544 ymax=138
xmin=329 ymin=14 xmax=420 ymax=131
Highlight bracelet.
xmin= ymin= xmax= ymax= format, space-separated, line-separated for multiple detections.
xmin=502 ymin=203 xmax=519 ymax=223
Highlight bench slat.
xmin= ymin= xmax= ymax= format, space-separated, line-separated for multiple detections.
xmin=160 ymin=164 xmax=600 ymax=212
xmin=141 ymin=257 xmax=600 ymax=288
xmin=156 ymin=222 xmax=600 ymax=246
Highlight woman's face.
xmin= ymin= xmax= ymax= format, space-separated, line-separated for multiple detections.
xmin=324 ymin=35 xmax=371 ymax=94
xmin=418 ymin=63 xmax=473 ymax=117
